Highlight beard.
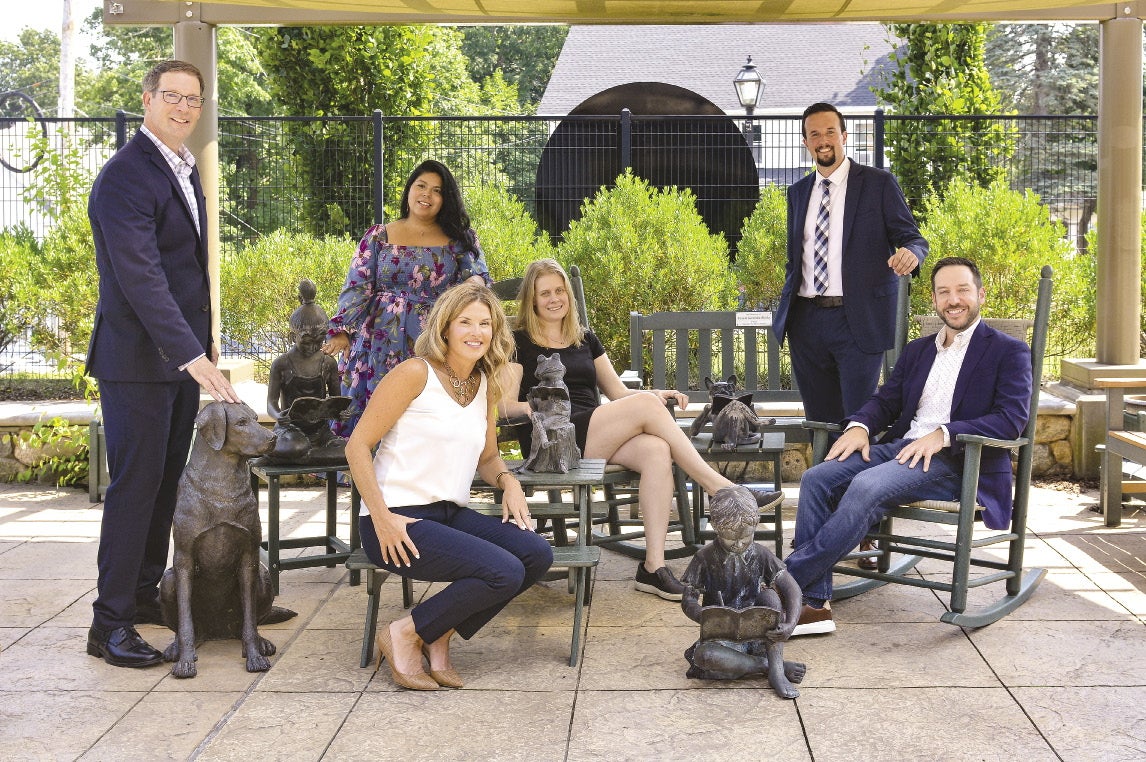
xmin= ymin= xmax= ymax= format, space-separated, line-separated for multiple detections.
xmin=815 ymin=148 xmax=837 ymax=167
xmin=940 ymin=303 xmax=981 ymax=332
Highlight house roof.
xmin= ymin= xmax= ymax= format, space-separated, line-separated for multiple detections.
xmin=539 ymin=24 xmax=900 ymax=116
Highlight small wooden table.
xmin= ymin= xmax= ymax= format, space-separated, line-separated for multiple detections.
xmin=249 ymin=460 xmax=361 ymax=593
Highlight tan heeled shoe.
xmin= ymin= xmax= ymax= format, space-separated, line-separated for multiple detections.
xmin=376 ymin=625 xmax=438 ymax=691
xmin=422 ymin=645 xmax=464 ymax=688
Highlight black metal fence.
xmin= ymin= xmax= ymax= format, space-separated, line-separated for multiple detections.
xmin=0 ymin=109 xmax=1104 ymax=375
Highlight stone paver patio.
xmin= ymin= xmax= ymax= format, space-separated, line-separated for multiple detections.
xmin=1 ymin=480 xmax=1144 ymax=761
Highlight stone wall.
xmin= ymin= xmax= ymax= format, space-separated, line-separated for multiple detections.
xmin=0 ymin=396 xmax=1080 ymax=486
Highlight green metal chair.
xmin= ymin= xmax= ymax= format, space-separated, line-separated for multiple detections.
xmin=804 ymin=265 xmax=1053 ymax=627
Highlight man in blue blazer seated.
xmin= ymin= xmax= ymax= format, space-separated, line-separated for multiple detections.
xmin=784 ymin=258 xmax=1032 ymax=636
xmin=86 ymin=60 xmax=242 ymax=668
xmin=773 ymin=102 xmax=928 ymax=426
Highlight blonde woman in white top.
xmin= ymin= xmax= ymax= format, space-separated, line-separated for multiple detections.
xmin=346 ymin=282 xmax=552 ymax=692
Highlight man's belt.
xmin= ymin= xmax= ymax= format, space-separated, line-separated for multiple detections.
xmin=800 ymin=295 xmax=844 ymax=308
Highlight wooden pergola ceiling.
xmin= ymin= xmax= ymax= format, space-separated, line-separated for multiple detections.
xmin=105 ymin=0 xmax=1129 ymax=26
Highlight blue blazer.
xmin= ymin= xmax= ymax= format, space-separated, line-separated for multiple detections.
xmin=86 ymin=131 xmax=212 ymax=382
xmin=773 ymin=161 xmax=928 ymax=354
xmin=848 ymin=321 xmax=1032 ymax=530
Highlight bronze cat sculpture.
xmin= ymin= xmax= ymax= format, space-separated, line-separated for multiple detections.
xmin=689 ymin=375 xmax=775 ymax=449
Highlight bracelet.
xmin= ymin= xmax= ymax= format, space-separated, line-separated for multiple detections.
xmin=494 ymin=470 xmax=513 ymax=489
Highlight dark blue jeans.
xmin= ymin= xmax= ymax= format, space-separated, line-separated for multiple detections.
xmin=359 ymin=502 xmax=553 ymax=644
xmin=785 ymin=439 xmax=962 ymax=603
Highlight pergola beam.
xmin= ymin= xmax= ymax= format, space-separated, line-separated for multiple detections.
xmin=103 ymin=1 xmax=1126 ymax=25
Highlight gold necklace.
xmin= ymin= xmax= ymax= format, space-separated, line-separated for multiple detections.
xmin=442 ymin=360 xmax=478 ymax=403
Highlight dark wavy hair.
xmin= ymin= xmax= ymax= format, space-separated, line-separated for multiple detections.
xmin=398 ymin=159 xmax=476 ymax=255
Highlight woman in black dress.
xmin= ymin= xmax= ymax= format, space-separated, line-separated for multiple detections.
xmin=502 ymin=259 xmax=778 ymax=601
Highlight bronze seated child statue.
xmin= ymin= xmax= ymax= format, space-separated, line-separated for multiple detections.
xmin=519 ymin=352 xmax=581 ymax=473
xmin=265 ymin=279 xmax=350 ymax=464
xmin=680 ymin=485 xmax=806 ymax=699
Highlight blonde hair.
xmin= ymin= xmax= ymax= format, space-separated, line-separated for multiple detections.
xmin=415 ymin=282 xmax=513 ymax=404
xmin=515 ymin=258 xmax=585 ymax=347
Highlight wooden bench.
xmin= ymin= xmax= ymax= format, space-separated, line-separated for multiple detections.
xmin=627 ymin=310 xmax=800 ymax=548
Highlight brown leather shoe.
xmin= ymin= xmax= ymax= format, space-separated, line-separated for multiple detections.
xmin=790 ymin=603 xmax=835 ymax=636
xmin=857 ymin=539 xmax=879 ymax=571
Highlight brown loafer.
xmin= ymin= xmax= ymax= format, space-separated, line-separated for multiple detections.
xmin=857 ymin=539 xmax=879 ymax=571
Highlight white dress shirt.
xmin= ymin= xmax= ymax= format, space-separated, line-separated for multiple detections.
xmin=799 ymin=157 xmax=851 ymax=298
xmin=848 ymin=317 xmax=981 ymax=446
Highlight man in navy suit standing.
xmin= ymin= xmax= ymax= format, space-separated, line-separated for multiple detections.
xmin=86 ymin=60 xmax=241 ymax=668
xmin=773 ymin=102 xmax=928 ymax=425
xmin=784 ymin=258 xmax=1032 ymax=635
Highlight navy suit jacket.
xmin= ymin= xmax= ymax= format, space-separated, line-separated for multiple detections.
xmin=773 ymin=161 xmax=927 ymax=354
xmin=848 ymin=321 xmax=1032 ymax=530
xmin=87 ymin=131 xmax=212 ymax=382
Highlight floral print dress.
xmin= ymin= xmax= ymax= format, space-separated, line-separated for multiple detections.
xmin=327 ymin=223 xmax=490 ymax=436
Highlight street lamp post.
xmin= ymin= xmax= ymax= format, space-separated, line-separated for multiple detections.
xmin=733 ymin=55 xmax=764 ymax=164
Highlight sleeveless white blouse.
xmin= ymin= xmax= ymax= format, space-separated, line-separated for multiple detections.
xmin=364 ymin=358 xmax=488 ymax=513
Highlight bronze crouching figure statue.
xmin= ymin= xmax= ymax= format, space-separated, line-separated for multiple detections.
xmin=680 ymin=484 xmax=805 ymax=699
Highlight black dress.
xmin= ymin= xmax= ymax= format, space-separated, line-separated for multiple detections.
xmin=512 ymin=329 xmax=606 ymax=454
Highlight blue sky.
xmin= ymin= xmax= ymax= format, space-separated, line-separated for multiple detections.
xmin=4 ymin=1 xmax=103 ymax=45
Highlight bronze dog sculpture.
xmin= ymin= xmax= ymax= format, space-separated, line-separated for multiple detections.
xmin=159 ymin=401 xmax=279 ymax=678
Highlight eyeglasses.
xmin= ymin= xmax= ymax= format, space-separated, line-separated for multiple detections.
xmin=157 ymin=90 xmax=205 ymax=108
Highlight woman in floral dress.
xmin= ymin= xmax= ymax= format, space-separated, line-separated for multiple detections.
xmin=323 ymin=160 xmax=491 ymax=435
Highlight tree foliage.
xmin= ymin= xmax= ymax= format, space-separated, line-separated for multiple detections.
xmin=875 ymin=23 xmax=1015 ymax=212
xmin=555 ymin=172 xmax=734 ymax=367
xmin=918 ymin=178 xmax=1093 ymax=366
xmin=0 ymin=29 xmax=98 ymax=116
xmin=256 ymin=25 xmax=478 ymax=236
xmin=464 ymin=184 xmax=555 ymax=284
xmin=985 ymin=23 xmax=1100 ymax=248
xmin=985 ymin=23 xmax=1099 ymax=115
xmin=459 ymin=25 xmax=569 ymax=110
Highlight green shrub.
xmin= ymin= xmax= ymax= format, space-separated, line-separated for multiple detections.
xmin=919 ymin=178 xmax=1093 ymax=368
xmin=464 ymin=184 xmax=555 ymax=283
xmin=32 ymin=206 xmax=99 ymax=366
xmin=0 ymin=225 xmax=39 ymax=367
xmin=15 ymin=417 xmax=89 ymax=487
xmin=220 ymin=230 xmax=355 ymax=377
xmin=7 ymin=130 xmax=99 ymax=373
xmin=555 ymin=172 xmax=735 ymax=367
xmin=734 ymin=184 xmax=787 ymax=310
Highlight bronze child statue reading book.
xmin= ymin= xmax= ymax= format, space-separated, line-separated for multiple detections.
xmin=680 ymin=485 xmax=806 ymax=699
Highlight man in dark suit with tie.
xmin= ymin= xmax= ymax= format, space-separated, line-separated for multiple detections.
xmin=86 ymin=60 xmax=241 ymax=668
xmin=773 ymin=102 xmax=928 ymax=425
xmin=784 ymin=258 xmax=1032 ymax=635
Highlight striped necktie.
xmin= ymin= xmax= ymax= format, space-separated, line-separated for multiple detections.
xmin=813 ymin=178 xmax=831 ymax=295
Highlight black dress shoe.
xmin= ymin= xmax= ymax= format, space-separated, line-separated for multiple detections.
xmin=87 ymin=625 xmax=164 ymax=668
xmin=749 ymin=488 xmax=784 ymax=508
